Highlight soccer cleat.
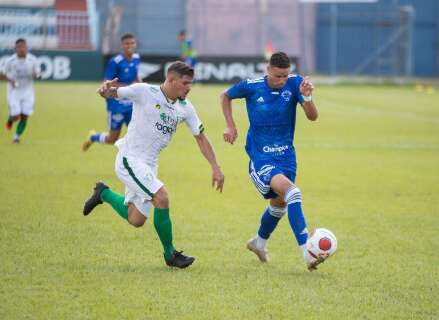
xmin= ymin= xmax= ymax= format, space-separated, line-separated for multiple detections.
xmin=304 ymin=249 xmax=326 ymax=272
xmin=5 ymin=119 xmax=13 ymax=130
xmin=83 ymin=182 xmax=109 ymax=216
xmin=164 ymin=250 xmax=195 ymax=269
xmin=82 ymin=130 xmax=96 ymax=151
xmin=246 ymin=237 xmax=269 ymax=263
xmin=12 ymin=137 xmax=20 ymax=144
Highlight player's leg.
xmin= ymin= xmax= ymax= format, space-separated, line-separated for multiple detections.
xmin=13 ymin=91 xmax=35 ymax=142
xmin=6 ymin=91 xmax=21 ymax=133
xmin=251 ymin=196 xmax=287 ymax=254
xmin=82 ymin=112 xmax=122 ymax=151
xmin=270 ymin=174 xmax=308 ymax=250
xmin=13 ymin=114 xmax=28 ymax=143
xmin=247 ymin=161 xmax=287 ymax=262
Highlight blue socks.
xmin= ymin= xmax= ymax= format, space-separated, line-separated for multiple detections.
xmin=257 ymin=205 xmax=286 ymax=239
xmin=91 ymin=132 xmax=107 ymax=143
xmin=285 ymin=187 xmax=308 ymax=246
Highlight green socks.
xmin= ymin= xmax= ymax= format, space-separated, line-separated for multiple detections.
xmin=100 ymin=188 xmax=128 ymax=221
xmin=154 ymin=208 xmax=175 ymax=259
xmin=16 ymin=119 xmax=27 ymax=136
xmin=99 ymin=190 xmax=175 ymax=259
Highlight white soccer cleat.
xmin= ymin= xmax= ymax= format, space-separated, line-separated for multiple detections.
xmin=246 ymin=237 xmax=270 ymax=263
xmin=304 ymin=249 xmax=326 ymax=271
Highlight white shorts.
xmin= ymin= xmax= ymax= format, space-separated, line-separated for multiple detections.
xmin=7 ymin=89 xmax=35 ymax=117
xmin=115 ymin=152 xmax=163 ymax=217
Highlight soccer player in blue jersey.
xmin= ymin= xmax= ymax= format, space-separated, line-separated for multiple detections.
xmin=221 ymin=52 xmax=322 ymax=271
xmin=82 ymin=33 xmax=141 ymax=151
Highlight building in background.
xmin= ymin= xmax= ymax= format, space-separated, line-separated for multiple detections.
xmin=0 ymin=0 xmax=437 ymax=78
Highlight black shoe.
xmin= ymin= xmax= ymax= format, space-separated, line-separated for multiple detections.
xmin=83 ymin=182 xmax=109 ymax=216
xmin=165 ymin=250 xmax=195 ymax=269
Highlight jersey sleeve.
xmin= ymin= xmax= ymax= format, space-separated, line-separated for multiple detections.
xmin=3 ymin=57 xmax=13 ymax=77
xmin=104 ymin=59 xmax=117 ymax=80
xmin=183 ymin=100 xmax=204 ymax=136
xmin=293 ymin=75 xmax=305 ymax=104
xmin=226 ymin=79 xmax=251 ymax=99
xmin=117 ymin=83 xmax=146 ymax=103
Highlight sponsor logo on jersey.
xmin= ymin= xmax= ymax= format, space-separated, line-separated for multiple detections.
xmin=263 ymin=145 xmax=289 ymax=154
xmin=156 ymin=112 xmax=177 ymax=135
xmin=155 ymin=122 xmax=175 ymax=134
xmin=281 ymin=90 xmax=292 ymax=101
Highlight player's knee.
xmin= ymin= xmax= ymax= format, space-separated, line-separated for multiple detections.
xmin=128 ymin=218 xmax=145 ymax=228
xmin=12 ymin=115 xmax=20 ymax=121
xmin=152 ymin=187 xmax=169 ymax=208
xmin=20 ymin=114 xmax=28 ymax=120
xmin=127 ymin=204 xmax=146 ymax=227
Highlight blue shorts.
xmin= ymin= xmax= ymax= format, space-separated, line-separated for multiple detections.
xmin=107 ymin=110 xmax=132 ymax=131
xmin=248 ymin=159 xmax=296 ymax=199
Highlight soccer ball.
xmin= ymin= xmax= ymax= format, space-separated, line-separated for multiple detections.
xmin=306 ymin=228 xmax=337 ymax=261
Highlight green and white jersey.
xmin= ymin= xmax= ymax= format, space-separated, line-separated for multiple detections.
xmin=3 ymin=53 xmax=40 ymax=93
xmin=115 ymin=83 xmax=204 ymax=166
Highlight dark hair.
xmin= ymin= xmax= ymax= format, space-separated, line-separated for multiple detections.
xmin=269 ymin=51 xmax=290 ymax=68
xmin=120 ymin=33 xmax=135 ymax=42
xmin=15 ymin=38 xmax=26 ymax=45
xmin=178 ymin=30 xmax=186 ymax=37
xmin=167 ymin=61 xmax=194 ymax=78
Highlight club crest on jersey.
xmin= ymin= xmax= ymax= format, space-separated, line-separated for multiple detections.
xmin=155 ymin=104 xmax=161 ymax=110
xmin=257 ymin=96 xmax=265 ymax=104
xmin=281 ymin=90 xmax=292 ymax=101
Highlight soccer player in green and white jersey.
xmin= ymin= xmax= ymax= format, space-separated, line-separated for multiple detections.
xmin=83 ymin=61 xmax=224 ymax=268
xmin=0 ymin=38 xmax=40 ymax=143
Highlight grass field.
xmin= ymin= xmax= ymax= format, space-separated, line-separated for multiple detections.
xmin=0 ymin=82 xmax=438 ymax=319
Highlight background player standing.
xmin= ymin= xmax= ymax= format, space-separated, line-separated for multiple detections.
xmin=82 ymin=33 xmax=140 ymax=151
xmin=221 ymin=52 xmax=323 ymax=271
xmin=0 ymin=38 xmax=40 ymax=144
xmin=83 ymin=61 xmax=224 ymax=269
xmin=177 ymin=30 xmax=197 ymax=68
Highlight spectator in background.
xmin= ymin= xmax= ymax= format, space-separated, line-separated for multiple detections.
xmin=178 ymin=30 xmax=197 ymax=68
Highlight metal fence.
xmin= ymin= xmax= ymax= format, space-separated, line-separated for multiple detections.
xmin=0 ymin=7 xmax=98 ymax=50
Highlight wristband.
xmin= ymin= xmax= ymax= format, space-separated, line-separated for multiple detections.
xmin=302 ymin=95 xmax=312 ymax=102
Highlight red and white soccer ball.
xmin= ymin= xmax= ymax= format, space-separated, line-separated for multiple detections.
xmin=306 ymin=228 xmax=337 ymax=260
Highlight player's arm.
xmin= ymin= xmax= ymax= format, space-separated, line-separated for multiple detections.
xmin=194 ymin=133 xmax=224 ymax=192
xmin=0 ymin=63 xmax=17 ymax=87
xmin=299 ymin=76 xmax=318 ymax=121
xmin=220 ymin=91 xmax=238 ymax=144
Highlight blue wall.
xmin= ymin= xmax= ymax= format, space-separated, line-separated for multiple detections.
xmin=316 ymin=0 xmax=438 ymax=76
xmin=96 ymin=0 xmax=185 ymax=55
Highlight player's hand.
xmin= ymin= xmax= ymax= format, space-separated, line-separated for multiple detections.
xmin=9 ymin=79 xmax=18 ymax=88
xmin=97 ymin=78 xmax=119 ymax=98
xmin=212 ymin=165 xmax=224 ymax=193
xmin=223 ymin=126 xmax=238 ymax=144
xmin=299 ymin=76 xmax=314 ymax=98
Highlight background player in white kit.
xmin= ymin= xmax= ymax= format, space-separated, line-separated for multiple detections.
xmin=83 ymin=61 xmax=225 ymax=269
xmin=0 ymin=38 xmax=40 ymax=143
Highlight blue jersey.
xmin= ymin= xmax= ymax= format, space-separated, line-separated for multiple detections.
xmin=226 ymin=75 xmax=304 ymax=163
xmin=105 ymin=53 xmax=140 ymax=113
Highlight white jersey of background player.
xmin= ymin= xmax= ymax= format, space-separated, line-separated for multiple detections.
xmin=83 ymin=61 xmax=224 ymax=269
xmin=0 ymin=38 xmax=40 ymax=143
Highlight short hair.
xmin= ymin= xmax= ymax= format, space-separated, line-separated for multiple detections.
xmin=167 ymin=61 xmax=194 ymax=78
xmin=269 ymin=51 xmax=290 ymax=69
xmin=120 ymin=33 xmax=135 ymax=42
xmin=15 ymin=38 xmax=26 ymax=45
xmin=178 ymin=30 xmax=186 ymax=37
